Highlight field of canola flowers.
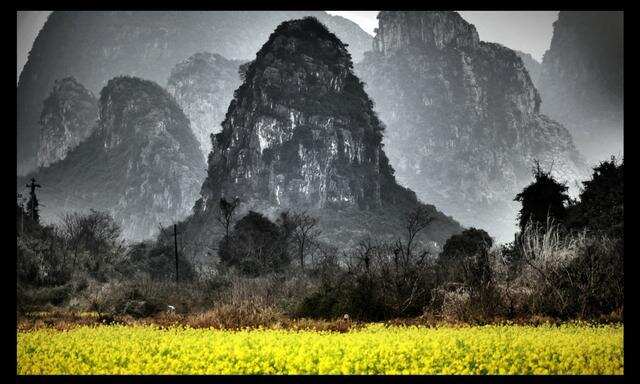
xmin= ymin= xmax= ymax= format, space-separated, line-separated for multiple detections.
xmin=18 ymin=323 xmax=623 ymax=375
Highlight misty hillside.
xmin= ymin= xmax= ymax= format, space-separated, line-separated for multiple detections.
xmin=36 ymin=77 xmax=98 ymax=168
xmin=18 ymin=76 xmax=206 ymax=241
xmin=356 ymin=11 xmax=587 ymax=242
xmin=536 ymin=11 xmax=623 ymax=164
xmin=178 ymin=17 xmax=463 ymax=261
xmin=167 ymin=52 xmax=245 ymax=158
xmin=514 ymin=50 xmax=542 ymax=89
xmin=17 ymin=11 xmax=373 ymax=175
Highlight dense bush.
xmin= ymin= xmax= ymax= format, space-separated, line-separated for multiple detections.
xmin=435 ymin=228 xmax=500 ymax=321
xmin=438 ymin=228 xmax=493 ymax=286
xmin=503 ymin=220 xmax=623 ymax=319
xmin=219 ymin=211 xmax=290 ymax=276
xmin=514 ymin=162 xmax=570 ymax=231
xmin=296 ymin=208 xmax=439 ymax=321
xmin=566 ymin=157 xmax=623 ymax=237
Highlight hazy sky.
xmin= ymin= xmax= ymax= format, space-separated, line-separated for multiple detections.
xmin=17 ymin=11 xmax=50 ymax=83
xmin=17 ymin=11 xmax=559 ymax=81
xmin=458 ymin=11 xmax=558 ymax=60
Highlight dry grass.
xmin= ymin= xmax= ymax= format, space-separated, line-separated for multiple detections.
xmin=17 ymin=304 xmax=359 ymax=333
xmin=20 ymin=305 xmax=622 ymax=333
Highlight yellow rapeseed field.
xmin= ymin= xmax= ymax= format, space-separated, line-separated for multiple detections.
xmin=17 ymin=323 xmax=623 ymax=375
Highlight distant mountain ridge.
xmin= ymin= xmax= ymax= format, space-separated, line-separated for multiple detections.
xmin=18 ymin=76 xmax=206 ymax=241
xmin=535 ymin=11 xmax=623 ymax=164
xmin=17 ymin=11 xmax=373 ymax=175
xmin=356 ymin=11 xmax=587 ymax=242
xmin=167 ymin=52 xmax=244 ymax=158
xmin=178 ymin=17 xmax=463 ymax=261
xmin=36 ymin=77 xmax=98 ymax=168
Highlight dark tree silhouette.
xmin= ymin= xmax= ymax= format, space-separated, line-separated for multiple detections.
xmin=289 ymin=211 xmax=320 ymax=269
xmin=440 ymin=228 xmax=493 ymax=262
xmin=218 ymin=211 xmax=289 ymax=275
xmin=402 ymin=206 xmax=434 ymax=258
xmin=216 ymin=197 xmax=240 ymax=250
xmin=514 ymin=161 xmax=570 ymax=231
xmin=25 ymin=177 xmax=42 ymax=224
xmin=567 ymin=157 xmax=623 ymax=237
xmin=59 ymin=209 xmax=124 ymax=275
xmin=439 ymin=228 xmax=494 ymax=289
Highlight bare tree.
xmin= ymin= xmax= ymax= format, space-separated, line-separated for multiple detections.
xmin=288 ymin=211 xmax=320 ymax=269
xmin=352 ymin=237 xmax=379 ymax=275
xmin=61 ymin=213 xmax=84 ymax=271
xmin=396 ymin=206 xmax=434 ymax=262
xmin=59 ymin=210 xmax=124 ymax=275
xmin=216 ymin=197 xmax=240 ymax=249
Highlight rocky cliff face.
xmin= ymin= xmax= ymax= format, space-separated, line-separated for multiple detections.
xmin=17 ymin=11 xmax=372 ymax=175
xmin=514 ymin=50 xmax=542 ymax=90
xmin=356 ymin=11 xmax=587 ymax=242
xmin=536 ymin=11 xmax=623 ymax=164
xmin=18 ymin=77 xmax=206 ymax=241
xmin=167 ymin=52 xmax=244 ymax=157
xmin=181 ymin=17 xmax=462 ymax=260
xmin=37 ymin=77 xmax=98 ymax=168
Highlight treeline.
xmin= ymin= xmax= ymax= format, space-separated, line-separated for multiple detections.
xmin=16 ymin=157 xmax=623 ymax=324
xmin=297 ymin=157 xmax=623 ymax=322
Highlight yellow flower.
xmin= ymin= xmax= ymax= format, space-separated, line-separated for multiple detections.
xmin=17 ymin=323 xmax=623 ymax=375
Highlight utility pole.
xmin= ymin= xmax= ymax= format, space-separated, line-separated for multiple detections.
xmin=174 ymin=224 xmax=179 ymax=284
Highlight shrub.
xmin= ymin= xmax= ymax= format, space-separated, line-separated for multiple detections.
xmin=17 ymin=284 xmax=73 ymax=313
xmin=512 ymin=220 xmax=623 ymax=319
xmin=436 ymin=228 xmax=500 ymax=319
xmin=566 ymin=157 xmax=623 ymax=237
xmin=126 ymin=241 xmax=196 ymax=282
xmin=438 ymin=228 xmax=493 ymax=287
xmin=83 ymin=279 xmax=220 ymax=318
xmin=514 ymin=161 xmax=570 ymax=232
xmin=219 ymin=211 xmax=290 ymax=276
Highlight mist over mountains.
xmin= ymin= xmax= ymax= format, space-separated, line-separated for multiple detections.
xmin=17 ymin=11 xmax=373 ymax=176
xmin=18 ymin=77 xmax=206 ymax=241
xmin=16 ymin=11 xmax=623 ymax=247
xmin=36 ymin=77 xmax=98 ymax=168
xmin=178 ymin=17 xmax=463 ymax=260
xmin=536 ymin=11 xmax=623 ymax=164
xmin=356 ymin=11 xmax=587 ymax=241
xmin=167 ymin=52 xmax=245 ymax=157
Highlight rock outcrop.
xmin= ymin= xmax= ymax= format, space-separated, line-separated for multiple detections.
xmin=356 ymin=11 xmax=587 ymax=242
xmin=181 ymin=17 xmax=463 ymax=260
xmin=536 ymin=11 xmax=623 ymax=163
xmin=17 ymin=11 xmax=372 ymax=175
xmin=167 ymin=52 xmax=244 ymax=157
xmin=18 ymin=77 xmax=206 ymax=241
xmin=37 ymin=77 xmax=98 ymax=168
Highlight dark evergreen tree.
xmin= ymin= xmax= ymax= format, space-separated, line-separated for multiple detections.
xmin=567 ymin=157 xmax=623 ymax=237
xmin=25 ymin=177 xmax=42 ymax=224
xmin=127 ymin=241 xmax=196 ymax=282
xmin=218 ymin=211 xmax=290 ymax=276
xmin=438 ymin=228 xmax=493 ymax=289
xmin=514 ymin=161 xmax=570 ymax=231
